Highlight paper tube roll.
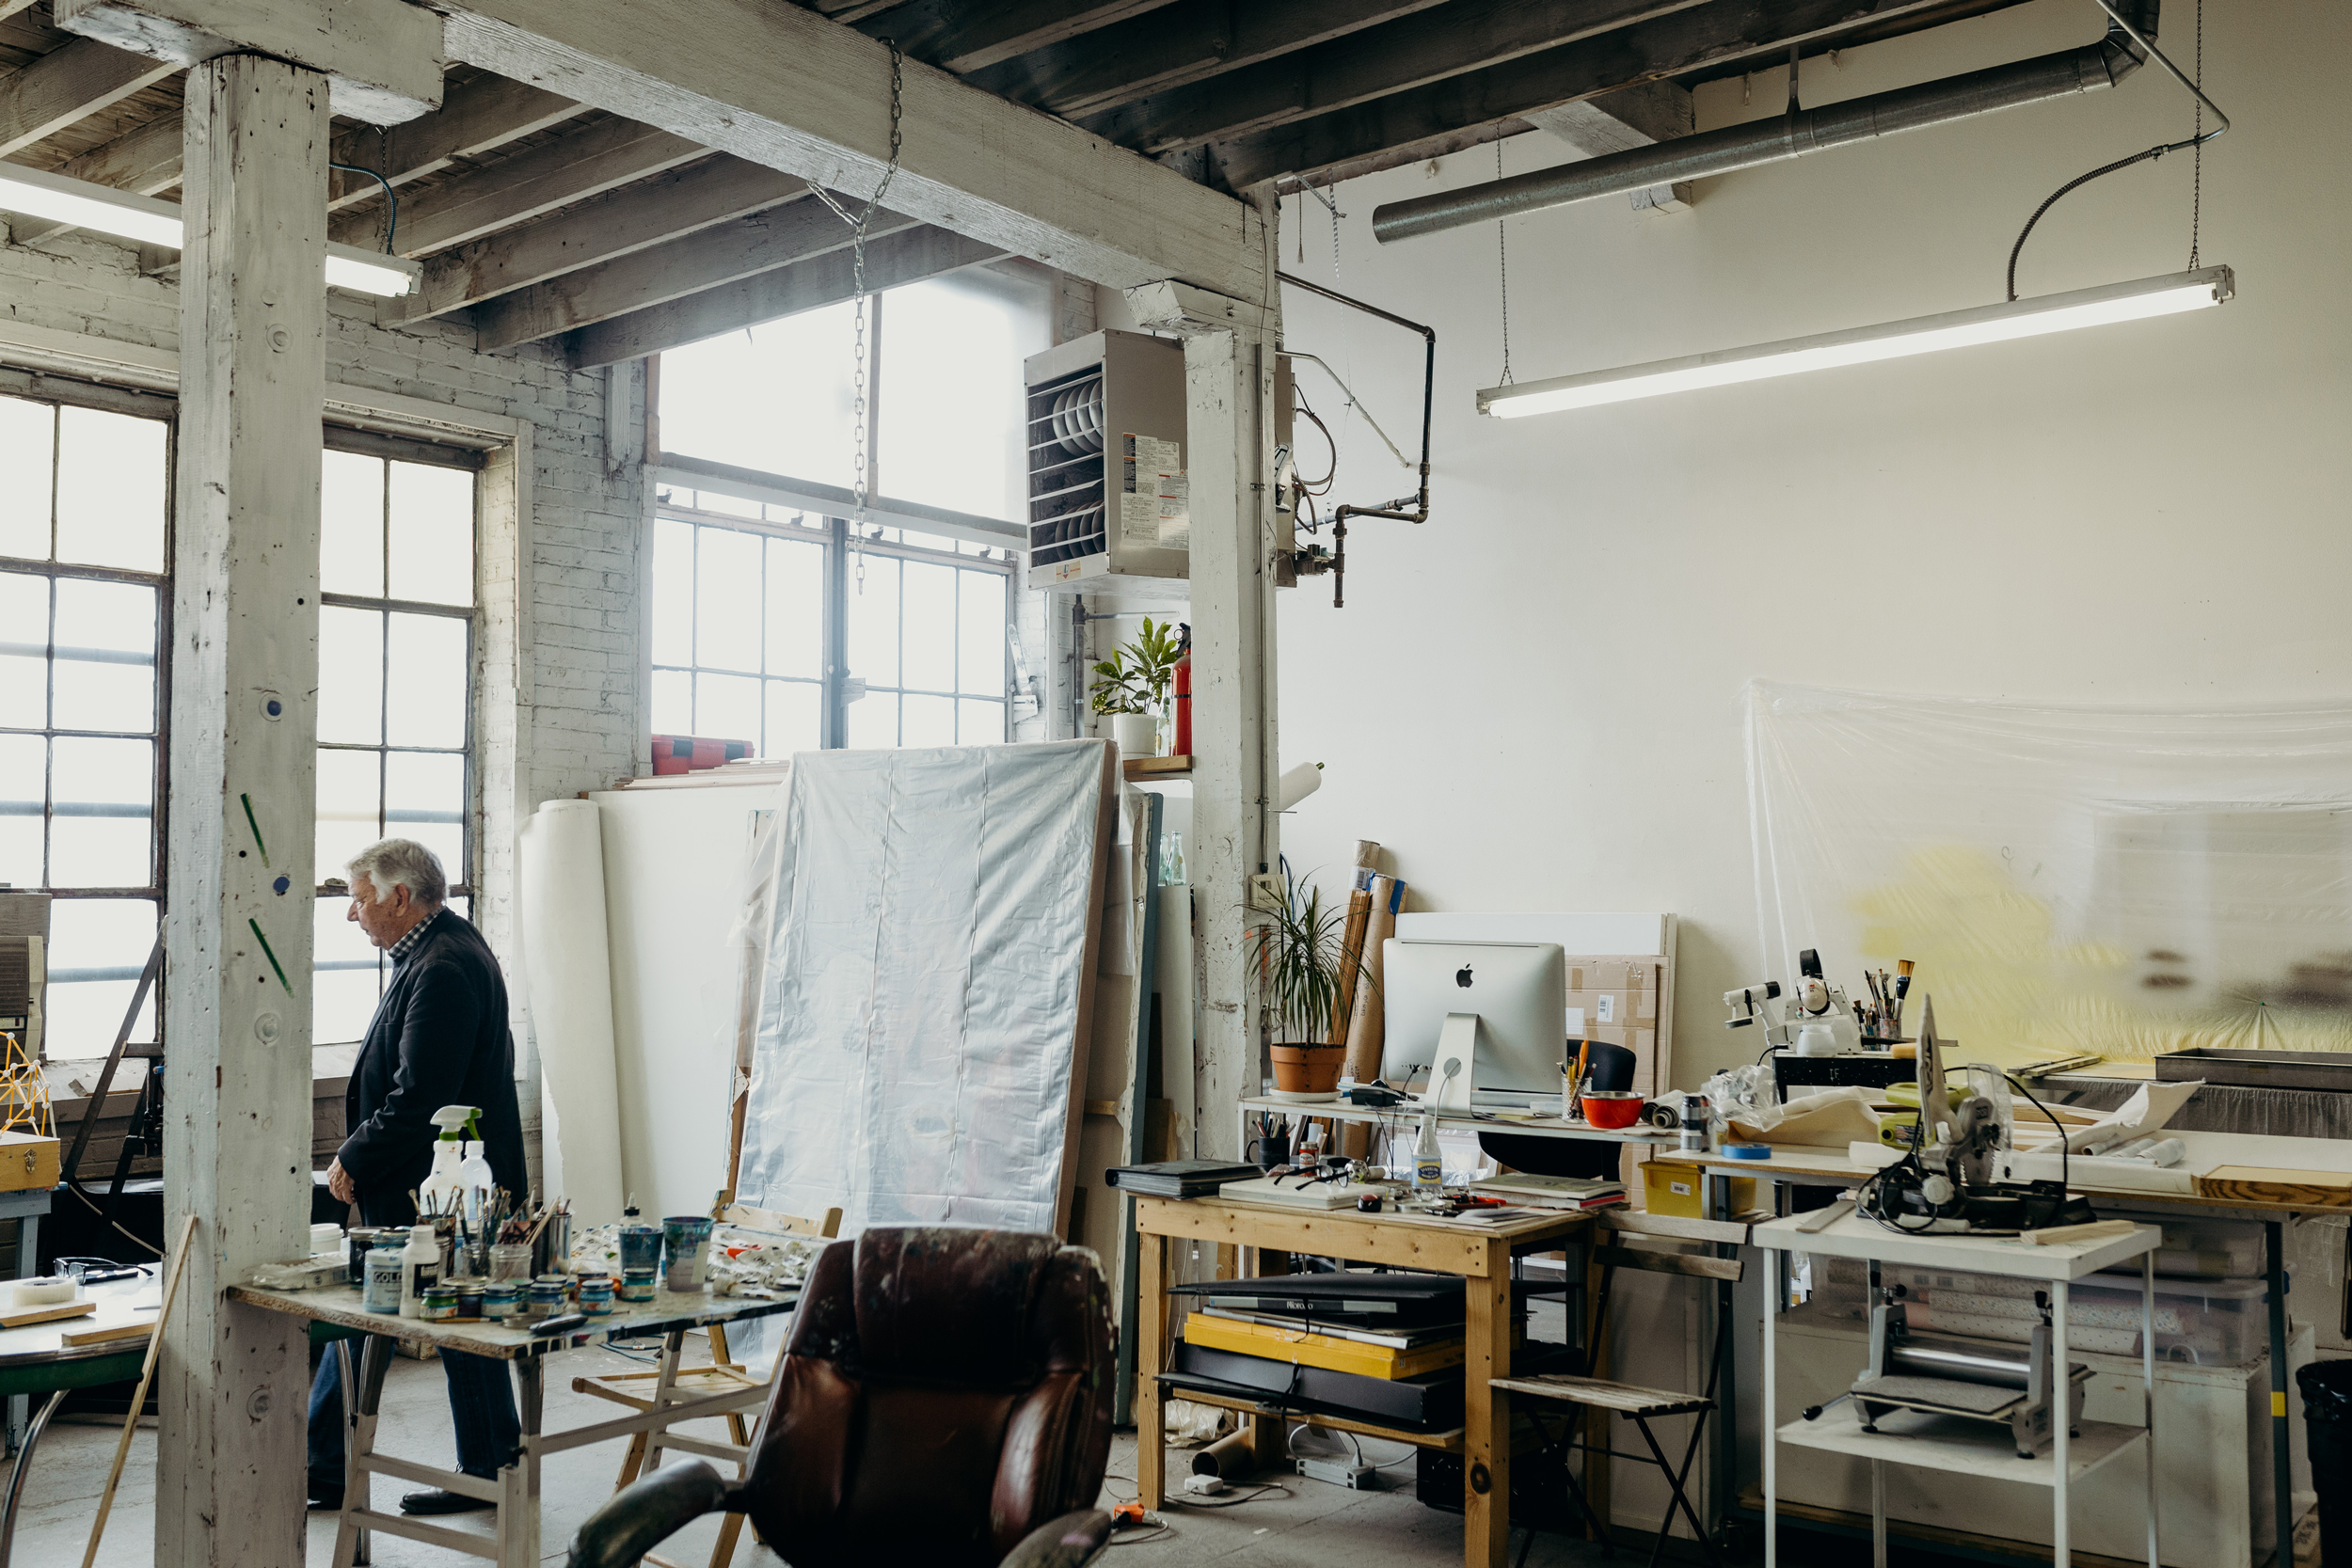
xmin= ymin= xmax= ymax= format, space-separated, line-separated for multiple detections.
xmin=1340 ymin=874 xmax=1406 ymax=1158
xmin=517 ymin=800 xmax=628 ymax=1225
xmin=1277 ymin=762 xmax=1322 ymax=811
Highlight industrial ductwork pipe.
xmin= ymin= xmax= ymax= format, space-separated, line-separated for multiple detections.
xmin=1372 ymin=22 xmax=2148 ymax=245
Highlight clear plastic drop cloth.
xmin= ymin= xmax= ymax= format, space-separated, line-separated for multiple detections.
xmin=734 ymin=740 xmax=1114 ymax=1238
xmin=1746 ymin=680 xmax=2352 ymax=1066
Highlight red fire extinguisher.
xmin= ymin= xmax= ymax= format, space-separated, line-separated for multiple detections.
xmin=1171 ymin=624 xmax=1193 ymax=758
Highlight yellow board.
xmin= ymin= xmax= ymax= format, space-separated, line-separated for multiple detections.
xmin=1181 ymin=1312 xmax=1465 ymax=1380
xmin=1643 ymin=1161 xmax=1754 ymax=1219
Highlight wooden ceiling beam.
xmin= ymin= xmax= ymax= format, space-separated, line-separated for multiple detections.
xmin=8 ymin=107 xmax=183 ymax=243
xmin=1208 ymin=0 xmax=1963 ymax=191
xmin=474 ymin=192 xmax=917 ymax=350
xmin=387 ymin=155 xmax=809 ymax=323
xmin=0 ymin=35 xmax=177 ymax=158
xmin=562 ymin=221 xmax=1003 ymax=369
xmin=1080 ymin=0 xmax=1708 ymax=157
xmin=861 ymin=0 xmax=1174 ymax=76
xmin=967 ymin=0 xmax=1447 ymax=119
xmin=327 ymin=73 xmax=580 ymax=205
xmin=331 ymin=113 xmax=707 ymax=256
xmin=435 ymin=0 xmax=1264 ymax=298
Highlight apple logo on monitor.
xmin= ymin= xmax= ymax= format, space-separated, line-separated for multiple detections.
xmin=1454 ymin=965 xmax=1473 ymax=989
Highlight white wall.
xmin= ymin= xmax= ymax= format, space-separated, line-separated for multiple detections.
xmin=1275 ymin=0 xmax=2352 ymax=1088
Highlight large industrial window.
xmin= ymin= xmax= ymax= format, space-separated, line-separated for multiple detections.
xmin=0 ymin=389 xmax=169 ymax=1061
xmin=648 ymin=498 xmax=1012 ymax=752
xmin=310 ymin=442 xmax=480 ymax=1047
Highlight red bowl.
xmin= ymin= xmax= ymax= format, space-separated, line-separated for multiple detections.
xmin=1580 ymin=1092 xmax=1645 ymax=1131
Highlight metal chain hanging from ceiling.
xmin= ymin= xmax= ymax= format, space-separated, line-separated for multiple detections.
xmin=809 ymin=40 xmax=905 ymax=594
xmin=1494 ymin=141 xmax=1512 ymax=387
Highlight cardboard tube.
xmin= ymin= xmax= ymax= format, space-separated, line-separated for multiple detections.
xmin=1340 ymin=874 xmax=1406 ymax=1157
xmin=1329 ymin=890 xmax=1373 ymax=1046
xmin=1194 ymin=1427 xmax=1256 ymax=1477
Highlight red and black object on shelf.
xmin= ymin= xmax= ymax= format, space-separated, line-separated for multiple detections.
xmin=651 ymin=735 xmax=753 ymax=776
xmin=1171 ymin=624 xmax=1192 ymax=757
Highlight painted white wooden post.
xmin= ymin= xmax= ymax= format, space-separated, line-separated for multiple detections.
xmin=1129 ymin=201 xmax=1280 ymax=1163
xmin=159 ymin=52 xmax=327 ymax=1568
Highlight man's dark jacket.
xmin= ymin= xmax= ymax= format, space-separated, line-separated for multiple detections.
xmin=338 ymin=911 xmax=528 ymax=1230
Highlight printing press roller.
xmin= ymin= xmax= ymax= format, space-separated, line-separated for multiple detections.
xmin=1852 ymin=1304 xmax=2089 ymax=1459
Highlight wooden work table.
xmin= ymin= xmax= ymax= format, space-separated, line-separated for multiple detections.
xmin=1130 ymin=1193 xmax=1598 ymax=1568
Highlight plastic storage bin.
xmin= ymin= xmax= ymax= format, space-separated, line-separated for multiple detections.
xmin=1802 ymin=1256 xmax=2270 ymax=1364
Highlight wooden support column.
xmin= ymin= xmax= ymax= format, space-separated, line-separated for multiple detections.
xmin=1127 ymin=205 xmax=1281 ymax=1164
xmin=159 ymin=52 xmax=327 ymax=1568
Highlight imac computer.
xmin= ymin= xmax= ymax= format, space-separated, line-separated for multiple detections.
xmin=1379 ymin=940 xmax=1566 ymax=1107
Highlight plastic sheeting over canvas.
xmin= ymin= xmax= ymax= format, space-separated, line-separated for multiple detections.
xmin=1746 ymin=681 xmax=2352 ymax=1065
xmin=516 ymin=800 xmax=628 ymax=1224
xmin=735 ymin=741 xmax=1114 ymax=1236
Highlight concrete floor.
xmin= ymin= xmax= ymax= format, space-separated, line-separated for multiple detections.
xmin=8 ymin=1342 xmax=1630 ymax=1568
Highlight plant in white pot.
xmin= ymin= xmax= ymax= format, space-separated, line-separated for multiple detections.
xmin=1248 ymin=864 xmax=1375 ymax=1101
xmin=1089 ymin=618 xmax=1184 ymax=757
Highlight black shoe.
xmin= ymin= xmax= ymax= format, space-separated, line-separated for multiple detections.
xmin=400 ymin=1487 xmax=494 ymax=1516
xmin=308 ymin=1488 xmax=344 ymax=1513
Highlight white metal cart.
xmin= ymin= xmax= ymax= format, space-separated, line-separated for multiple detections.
xmin=1751 ymin=1212 xmax=2162 ymax=1568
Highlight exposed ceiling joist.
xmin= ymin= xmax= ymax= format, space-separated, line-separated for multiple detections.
xmin=0 ymin=36 xmax=176 ymax=159
xmin=473 ymin=194 xmax=917 ymax=350
xmin=8 ymin=103 xmax=180 ymax=243
xmin=435 ymin=0 xmax=1265 ymax=298
xmin=564 ymin=221 xmax=1003 ymax=369
xmin=863 ymin=0 xmax=1173 ymax=76
xmin=1209 ymin=0 xmax=1961 ymax=191
xmin=332 ymin=114 xmax=707 ymax=256
xmin=969 ymin=0 xmax=1448 ymax=120
xmin=1085 ymin=0 xmax=1705 ymax=157
xmin=328 ymin=73 xmax=580 ymax=205
xmin=55 ymin=0 xmax=443 ymax=123
xmin=0 ymin=2 xmax=40 ymax=22
xmin=388 ymin=155 xmax=809 ymax=323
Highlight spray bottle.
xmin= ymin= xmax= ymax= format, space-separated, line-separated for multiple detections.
xmin=421 ymin=1104 xmax=492 ymax=1239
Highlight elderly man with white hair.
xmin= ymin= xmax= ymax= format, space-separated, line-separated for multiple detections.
xmin=308 ymin=838 xmax=529 ymax=1517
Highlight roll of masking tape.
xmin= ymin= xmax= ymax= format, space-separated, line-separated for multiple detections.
xmin=10 ymin=1276 xmax=75 ymax=1307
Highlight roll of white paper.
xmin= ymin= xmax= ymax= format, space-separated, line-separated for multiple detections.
xmin=517 ymin=800 xmax=628 ymax=1226
xmin=1276 ymin=762 xmax=1322 ymax=812
xmin=10 ymin=1276 xmax=73 ymax=1307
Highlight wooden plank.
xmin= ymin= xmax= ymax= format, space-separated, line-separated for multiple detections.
xmin=1465 ymin=1236 xmax=1509 ymax=1568
xmin=54 ymin=0 xmax=443 ymax=124
xmin=472 ymin=188 xmax=912 ymax=349
xmin=561 ymin=222 xmax=1003 ymax=369
xmin=332 ymin=114 xmax=707 ymax=256
xmin=1595 ymin=1243 xmax=1742 ymax=1281
xmin=0 ymin=1298 xmax=96 ymax=1329
xmin=1208 ymin=0 xmax=1962 ymax=191
xmin=1130 ymin=1194 xmax=1587 ymax=1276
xmin=0 ymin=36 xmax=178 ymax=159
xmin=61 ymin=1317 xmax=152 ymax=1346
xmin=435 ymin=0 xmax=1268 ymax=297
xmin=968 ymin=0 xmax=1448 ymax=119
xmin=1166 ymin=1386 xmax=1467 ymax=1451
xmin=1136 ymin=1227 xmax=1167 ymax=1506
xmin=327 ymin=72 xmax=580 ymax=205
xmin=1598 ymin=1207 xmax=1744 ymax=1244
xmin=866 ymin=0 xmax=1171 ymax=75
xmin=1492 ymin=1372 xmax=1708 ymax=1415
xmin=158 ymin=55 xmax=327 ymax=1566
xmin=2194 ymin=1167 xmax=2352 ymax=1208
xmin=388 ymin=157 xmax=810 ymax=322
xmin=1081 ymin=0 xmax=1705 ymax=156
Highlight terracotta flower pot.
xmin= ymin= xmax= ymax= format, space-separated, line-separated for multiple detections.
xmin=1270 ymin=1043 xmax=1347 ymax=1094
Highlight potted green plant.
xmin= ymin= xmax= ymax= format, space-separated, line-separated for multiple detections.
xmin=1089 ymin=618 xmax=1183 ymax=756
xmin=1248 ymin=865 xmax=1374 ymax=1099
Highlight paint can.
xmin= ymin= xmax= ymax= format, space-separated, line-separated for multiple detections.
xmin=619 ymin=1268 xmax=657 ymax=1304
xmin=481 ymin=1282 xmax=522 ymax=1322
xmin=363 ymin=1242 xmax=405 ymax=1314
xmin=526 ymin=1278 xmax=567 ymax=1321
xmin=661 ymin=1216 xmax=714 ymax=1291
xmin=421 ymin=1285 xmax=458 ymax=1323
xmin=578 ymin=1275 xmax=614 ymax=1316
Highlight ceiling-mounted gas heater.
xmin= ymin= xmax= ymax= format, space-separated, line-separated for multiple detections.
xmin=0 ymin=892 xmax=49 ymax=1062
xmin=1023 ymin=329 xmax=1295 ymax=594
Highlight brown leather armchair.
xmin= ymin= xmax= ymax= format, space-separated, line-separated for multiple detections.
xmin=569 ymin=1227 xmax=1117 ymax=1568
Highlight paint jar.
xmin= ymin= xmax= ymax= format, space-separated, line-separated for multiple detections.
xmin=431 ymin=1215 xmax=462 ymax=1280
xmin=578 ymin=1275 xmax=614 ymax=1316
xmin=421 ymin=1285 xmax=458 ymax=1323
xmin=454 ymin=1288 xmax=485 ymax=1322
xmin=347 ymin=1228 xmax=381 ymax=1285
xmin=480 ymin=1282 xmax=522 ymax=1323
xmin=489 ymin=1243 xmax=532 ymax=1281
xmin=619 ymin=1268 xmax=657 ymax=1304
xmin=526 ymin=1277 xmax=568 ymax=1320
xmin=617 ymin=1224 xmax=662 ymax=1275
xmin=662 ymin=1217 xmax=714 ymax=1291
xmin=310 ymin=1223 xmax=344 ymax=1257
xmin=363 ymin=1241 xmax=405 ymax=1314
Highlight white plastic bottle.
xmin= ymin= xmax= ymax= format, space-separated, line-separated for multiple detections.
xmin=399 ymin=1222 xmax=440 ymax=1319
xmin=1413 ymin=1111 xmax=1443 ymax=1194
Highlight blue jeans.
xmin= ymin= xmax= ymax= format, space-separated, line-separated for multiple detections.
xmin=308 ymin=1343 xmax=521 ymax=1494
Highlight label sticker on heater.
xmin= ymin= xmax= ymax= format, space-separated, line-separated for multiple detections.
xmin=1120 ymin=434 xmax=1181 ymax=547
xmin=1155 ymin=470 xmax=1189 ymax=549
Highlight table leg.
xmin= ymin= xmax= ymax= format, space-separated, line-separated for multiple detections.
xmin=0 ymin=1387 xmax=63 ymax=1568
xmin=1464 ymin=1241 xmax=1510 ymax=1568
xmin=2266 ymin=1218 xmax=2292 ymax=1564
xmin=334 ymin=1336 xmax=395 ymax=1568
xmin=1136 ymin=1227 xmax=1167 ymax=1510
xmin=1581 ymin=1235 xmax=1610 ymax=1542
xmin=2142 ymin=1251 xmax=2157 ymax=1568
xmin=1246 ymin=1248 xmax=1294 ymax=1472
xmin=1869 ymin=1459 xmax=1884 ymax=1568
xmin=8 ymin=1212 xmax=37 ymax=1456
xmin=2053 ymin=1280 xmax=2070 ymax=1568
xmin=1762 ymin=1248 xmax=1775 ymax=1568
xmin=1708 ymin=1169 xmax=1738 ymax=1554
xmin=500 ymin=1355 xmax=543 ymax=1568
xmin=333 ymin=1341 xmax=373 ymax=1567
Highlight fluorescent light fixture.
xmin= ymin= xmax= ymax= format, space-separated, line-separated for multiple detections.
xmin=1478 ymin=267 xmax=2234 ymax=419
xmin=0 ymin=163 xmax=419 ymax=298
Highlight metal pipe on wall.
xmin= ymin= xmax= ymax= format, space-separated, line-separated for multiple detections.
xmin=1371 ymin=24 xmax=2149 ymax=246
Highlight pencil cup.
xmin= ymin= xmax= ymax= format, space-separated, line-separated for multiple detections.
xmin=489 ymin=1243 xmax=532 ymax=1281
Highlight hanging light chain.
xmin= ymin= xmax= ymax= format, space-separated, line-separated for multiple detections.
xmin=809 ymin=39 xmax=905 ymax=594
xmin=2188 ymin=0 xmax=2203 ymax=271
xmin=1495 ymin=141 xmax=1513 ymax=386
